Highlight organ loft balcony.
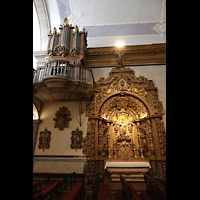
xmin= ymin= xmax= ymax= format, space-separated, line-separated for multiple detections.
xmin=33 ymin=18 xmax=94 ymax=101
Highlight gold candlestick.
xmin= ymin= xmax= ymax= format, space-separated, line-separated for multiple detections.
xmin=141 ymin=148 xmax=144 ymax=159
xmin=108 ymin=148 xmax=111 ymax=159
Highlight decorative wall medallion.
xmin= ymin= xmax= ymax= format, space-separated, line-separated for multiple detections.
xmin=70 ymin=128 xmax=83 ymax=150
xmin=38 ymin=128 xmax=51 ymax=152
xmin=53 ymin=106 xmax=72 ymax=130
xmin=120 ymin=79 xmax=125 ymax=86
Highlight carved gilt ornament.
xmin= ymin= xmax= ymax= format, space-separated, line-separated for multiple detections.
xmin=53 ymin=106 xmax=72 ymax=130
xmin=83 ymin=66 xmax=166 ymax=180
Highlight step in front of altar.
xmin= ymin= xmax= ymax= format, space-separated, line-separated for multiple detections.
xmin=107 ymin=168 xmax=149 ymax=182
xmin=105 ymin=161 xmax=151 ymax=182
xmin=111 ymin=174 xmax=145 ymax=182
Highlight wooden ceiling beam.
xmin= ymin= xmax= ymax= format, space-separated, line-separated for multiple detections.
xmin=85 ymin=43 xmax=166 ymax=67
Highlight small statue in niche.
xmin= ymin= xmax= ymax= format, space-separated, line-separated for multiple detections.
xmin=70 ymin=128 xmax=83 ymax=150
xmin=139 ymin=127 xmax=150 ymax=157
xmin=38 ymin=128 xmax=51 ymax=152
xmin=119 ymin=123 xmax=126 ymax=136
xmin=114 ymin=124 xmax=119 ymax=133
xmin=128 ymin=123 xmax=133 ymax=133
xmin=117 ymin=122 xmax=131 ymax=142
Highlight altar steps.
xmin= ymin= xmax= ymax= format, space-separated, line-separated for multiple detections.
xmin=109 ymin=174 xmax=145 ymax=182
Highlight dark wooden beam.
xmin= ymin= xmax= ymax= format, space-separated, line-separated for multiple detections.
xmin=85 ymin=43 xmax=166 ymax=67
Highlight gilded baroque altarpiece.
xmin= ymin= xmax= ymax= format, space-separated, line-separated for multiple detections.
xmin=83 ymin=66 xmax=166 ymax=180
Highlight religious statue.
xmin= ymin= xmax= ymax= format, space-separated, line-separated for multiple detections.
xmin=70 ymin=128 xmax=83 ymax=150
xmin=117 ymin=121 xmax=131 ymax=142
xmin=119 ymin=124 xmax=126 ymax=136
xmin=38 ymin=128 xmax=51 ymax=152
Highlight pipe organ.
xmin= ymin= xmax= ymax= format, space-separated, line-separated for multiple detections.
xmin=33 ymin=18 xmax=93 ymax=101
xmin=46 ymin=17 xmax=87 ymax=61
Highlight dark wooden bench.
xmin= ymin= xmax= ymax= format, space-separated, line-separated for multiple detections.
xmin=33 ymin=182 xmax=62 ymax=200
xmin=140 ymin=192 xmax=152 ymax=200
xmin=97 ymin=182 xmax=108 ymax=200
xmin=33 ymin=192 xmax=42 ymax=200
xmin=90 ymin=173 xmax=100 ymax=200
xmin=120 ymin=174 xmax=152 ymax=200
xmin=62 ymin=182 xmax=83 ymax=200
xmin=33 ymin=181 xmax=42 ymax=193
xmin=33 ymin=172 xmax=84 ymax=195
xmin=143 ymin=174 xmax=166 ymax=200
xmin=88 ymin=173 xmax=108 ymax=200
xmin=128 ymin=183 xmax=142 ymax=200
xmin=120 ymin=174 xmax=132 ymax=200
xmin=33 ymin=172 xmax=84 ymax=182
xmin=115 ymin=191 xmax=123 ymax=200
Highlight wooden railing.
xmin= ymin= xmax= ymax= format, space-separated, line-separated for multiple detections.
xmin=33 ymin=60 xmax=94 ymax=86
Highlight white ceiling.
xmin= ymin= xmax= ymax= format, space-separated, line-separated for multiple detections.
xmin=37 ymin=0 xmax=166 ymax=48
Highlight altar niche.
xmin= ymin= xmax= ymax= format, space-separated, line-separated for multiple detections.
xmin=83 ymin=66 xmax=166 ymax=181
xmin=98 ymin=94 xmax=151 ymax=161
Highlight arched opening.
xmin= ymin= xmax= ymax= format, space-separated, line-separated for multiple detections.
xmin=33 ymin=103 xmax=39 ymax=120
xmin=98 ymin=93 xmax=150 ymax=121
xmin=97 ymin=93 xmax=150 ymax=160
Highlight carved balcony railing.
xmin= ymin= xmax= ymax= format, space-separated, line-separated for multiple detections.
xmin=33 ymin=60 xmax=94 ymax=86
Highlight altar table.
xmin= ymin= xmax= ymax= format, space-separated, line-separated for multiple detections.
xmin=105 ymin=161 xmax=151 ymax=169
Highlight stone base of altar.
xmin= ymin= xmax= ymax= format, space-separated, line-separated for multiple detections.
xmin=104 ymin=160 xmax=151 ymax=182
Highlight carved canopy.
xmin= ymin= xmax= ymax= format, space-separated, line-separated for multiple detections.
xmin=86 ymin=67 xmax=164 ymax=118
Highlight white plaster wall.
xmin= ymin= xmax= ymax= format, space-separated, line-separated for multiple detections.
xmin=34 ymin=101 xmax=88 ymax=156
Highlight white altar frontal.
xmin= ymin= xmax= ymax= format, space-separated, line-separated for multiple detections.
xmin=105 ymin=160 xmax=151 ymax=182
xmin=105 ymin=161 xmax=151 ymax=169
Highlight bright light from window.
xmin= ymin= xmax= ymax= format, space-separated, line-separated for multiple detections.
xmin=33 ymin=103 xmax=39 ymax=120
xmin=116 ymin=41 xmax=125 ymax=48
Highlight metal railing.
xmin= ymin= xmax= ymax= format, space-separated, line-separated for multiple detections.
xmin=33 ymin=60 xmax=94 ymax=86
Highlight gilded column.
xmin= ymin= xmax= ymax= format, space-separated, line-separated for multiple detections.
xmin=151 ymin=117 xmax=163 ymax=179
xmin=151 ymin=118 xmax=161 ymax=158
xmin=136 ymin=121 xmax=141 ymax=159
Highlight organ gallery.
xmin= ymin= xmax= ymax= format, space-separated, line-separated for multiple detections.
xmin=33 ymin=2 xmax=166 ymax=198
